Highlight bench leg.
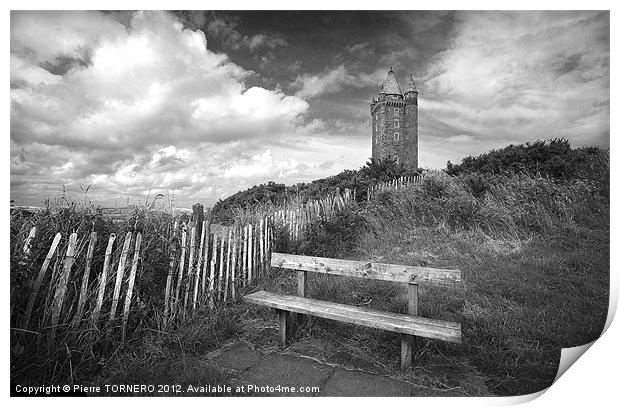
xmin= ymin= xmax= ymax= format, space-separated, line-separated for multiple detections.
xmin=401 ymin=334 xmax=413 ymax=372
xmin=278 ymin=310 xmax=289 ymax=347
xmin=289 ymin=311 xmax=297 ymax=337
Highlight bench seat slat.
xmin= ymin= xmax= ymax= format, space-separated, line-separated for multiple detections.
xmin=244 ymin=290 xmax=461 ymax=343
xmin=271 ymin=252 xmax=461 ymax=288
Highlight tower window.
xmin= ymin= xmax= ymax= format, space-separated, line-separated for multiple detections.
xmin=394 ymin=108 xmax=399 ymax=115
xmin=394 ymin=132 xmax=399 ymax=141
xmin=394 ymin=119 xmax=399 ymax=128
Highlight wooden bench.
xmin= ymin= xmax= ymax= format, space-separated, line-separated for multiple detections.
xmin=244 ymin=252 xmax=463 ymax=371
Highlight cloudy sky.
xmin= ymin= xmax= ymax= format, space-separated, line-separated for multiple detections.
xmin=10 ymin=10 xmax=609 ymax=207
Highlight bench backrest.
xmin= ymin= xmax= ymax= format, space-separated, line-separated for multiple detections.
xmin=270 ymin=252 xmax=462 ymax=289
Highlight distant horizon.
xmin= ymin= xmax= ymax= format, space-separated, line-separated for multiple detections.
xmin=9 ymin=154 xmax=441 ymax=208
xmin=11 ymin=11 xmax=610 ymax=207
xmin=10 ymin=136 xmax=605 ymax=209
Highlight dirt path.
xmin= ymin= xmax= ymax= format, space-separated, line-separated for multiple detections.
xmin=201 ymin=317 xmax=492 ymax=397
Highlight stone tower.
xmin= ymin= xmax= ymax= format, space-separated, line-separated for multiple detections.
xmin=370 ymin=68 xmax=418 ymax=169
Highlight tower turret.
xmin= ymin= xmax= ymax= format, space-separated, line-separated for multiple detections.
xmin=381 ymin=68 xmax=403 ymax=98
xmin=404 ymin=73 xmax=418 ymax=105
xmin=404 ymin=73 xmax=417 ymax=94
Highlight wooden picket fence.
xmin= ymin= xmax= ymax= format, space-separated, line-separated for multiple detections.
xmin=366 ymin=170 xmax=445 ymax=201
xmin=18 ymin=228 xmax=144 ymax=343
xmin=165 ymin=187 xmax=357 ymax=323
xmin=163 ymin=215 xmax=274 ymax=325
xmin=272 ymin=188 xmax=355 ymax=242
xmin=15 ymin=222 xmax=273 ymax=340
xmin=12 ymin=187 xmax=358 ymax=343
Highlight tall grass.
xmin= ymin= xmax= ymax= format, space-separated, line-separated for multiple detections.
xmin=362 ymin=173 xmax=606 ymax=241
xmin=287 ymin=171 xmax=608 ymax=395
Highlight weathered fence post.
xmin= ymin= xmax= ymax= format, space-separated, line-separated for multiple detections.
xmin=122 ymin=233 xmax=142 ymax=339
xmin=201 ymin=218 xmax=212 ymax=296
xmin=20 ymin=227 xmax=37 ymax=267
xmin=92 ymin=233 xmax=117 ymax=325
xmin=193 ymin=220 xmax=207 ymax=310
xmin=110 ymin=232 xmax=133 ymax=321
xmin=183 ymin=226 xmax=197 ymax=317
xmin=208 ymin=236 xmax=217 ymax=310
xmin=259 ymin=218 xmax=265 ymax=275
xmin=253 ymin=221 xmax=259 ymax=276
xmin=72 ymin=231 xmax=97 ymax=326
xmin=24 ymin=233 xmax=61 ymax=328
xmin=164 ymin=227 xmax=179 ymax=324
xmin=247 ymin=224 xmax=253 ymax=285
xmin=192 ymin=203 xmax=204 ymax=239
xmin=224 ymin=229 xmax=232 ymax=303
xmin=218 ymin=231 xmax=225 ymax=303
xmin=49 ymin=232 xmax=78 ymax=342
xmin=243 ymin=225 xmax=249 ymax=287
xmin=231 ymin=227 xmax=238 ymax=301
xmin=173 ymin=229 xmax=187 ymax=318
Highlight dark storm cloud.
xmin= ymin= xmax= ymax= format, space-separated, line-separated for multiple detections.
xmin=204 ymin=14 xmax=288 ymax=51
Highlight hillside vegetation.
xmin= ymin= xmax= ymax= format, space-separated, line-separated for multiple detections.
xmin=212 ymin=138 xmax=608 ymax=225
xmin=447 ymin=138 xmax=609 ymax=193
xmin=211 ymin=158 xmax=422 ymax=224
xmin=278 ymin=140 xmax=609 ymax=395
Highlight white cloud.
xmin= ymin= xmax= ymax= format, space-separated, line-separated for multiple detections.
xmin=293 ymin=65 xmax=384 ymax=99
xmin=191 ymin=86 xmax=308 ymax=124
xmin=418 ymin=12 xmax=609 ymax=167
xmin=10 ymin=55 xmax=62 ymax=86
xmin=222 ymin=150 xmax=306 ymax=179
xmin=245 ymin=33 xmax=287 ymax=51
xmin=10 ymin=11 xmax=314 ymax=207
xmin=12 ymin=11 xmax=308 ymax=150
xmin=10 ymin=10 xmax=127 ymax=65
xmin=444 ymin=135 xmax=474 ymax=143
xmin=421 ymin=10 xmax=609 ymax=160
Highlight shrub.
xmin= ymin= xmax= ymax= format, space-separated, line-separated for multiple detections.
xmin=296 ymin=209 xmax=368 ymax=258
xmin=446 ymin=139 xmax=609 ymax=193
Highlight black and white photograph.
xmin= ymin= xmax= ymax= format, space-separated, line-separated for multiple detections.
xmin=7 ymin=4 xmax=613 ymax=400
